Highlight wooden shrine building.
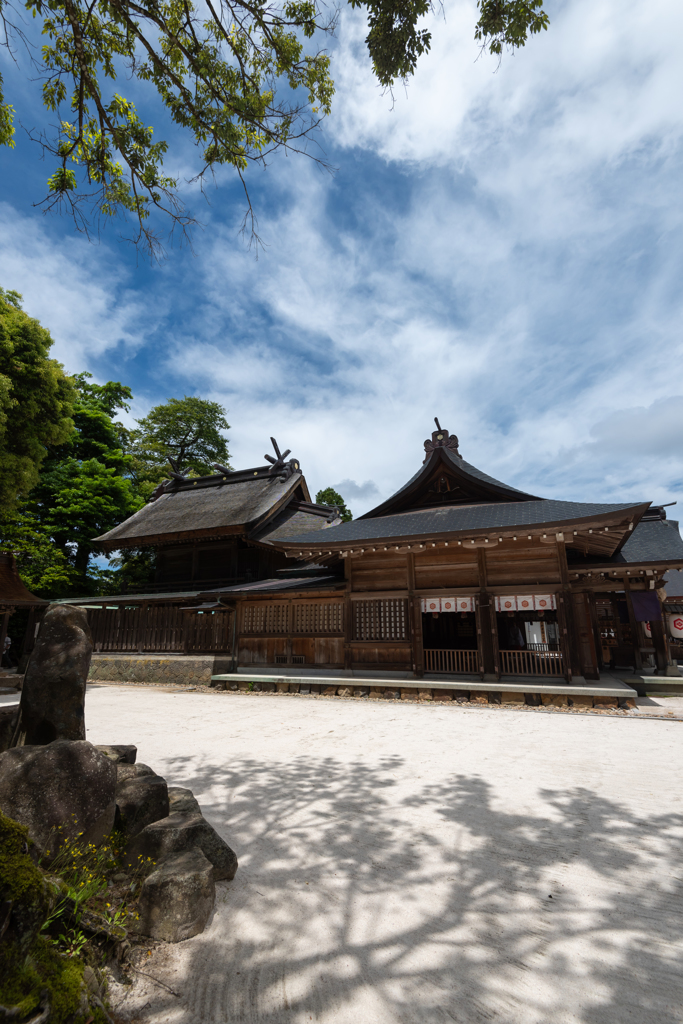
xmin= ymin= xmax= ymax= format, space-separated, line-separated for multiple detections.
xmin=61 ymin=424 xmax=683 ymax=682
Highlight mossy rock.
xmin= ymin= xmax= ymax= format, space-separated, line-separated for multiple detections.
xmin=0 ymin=935 xmax=99 ymax=1023
xmin=0 ymin=809 xmax=52 ymax=956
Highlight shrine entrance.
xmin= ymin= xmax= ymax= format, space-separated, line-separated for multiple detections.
xmin=421 ymin=596 xmax=480 ymax=675
xmin=495 ymin=594 xmax=565 ymax=677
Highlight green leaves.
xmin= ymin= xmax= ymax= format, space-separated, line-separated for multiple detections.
xmin=1 ymin=0 xmax=547 ymax=253
xmin=315 ymin=486 xmax=353 ymax=522
xmin=475 ymin=0 xmax=549 ymax=57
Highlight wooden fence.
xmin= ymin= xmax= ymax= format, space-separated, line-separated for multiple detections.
xmin=424 ymin=648 xmax=480 ymax=675
xmin=499 ymin=648 xmax=565 ymax=677
xmin=89 ymin=605 xmax=233 ymax=653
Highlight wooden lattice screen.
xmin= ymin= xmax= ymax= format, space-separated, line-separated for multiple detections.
xmin=352 ymin=599 xmax=409 ymax=641
xmin=241 ymin=603 xmax=289 ymax=634
xmin=292 ymin=603 xmax=344 ymax=634
xmin=88 ymin=605 xmax=233 ymax=652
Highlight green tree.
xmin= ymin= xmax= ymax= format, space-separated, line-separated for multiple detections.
xmin=315 ymin=486 xmax=352 ymax=522
xmin=0 ymin=508 xmax=77 ymax=597
xmin=0 ymin=288 xmax=75 ymax=511
xmin=30 ymin=372 xmax=142 ymax=585
xmin=0 ymin=0 xmax=547 ymax=256
xmin=130 ymin=396 xmax=231 ymax=497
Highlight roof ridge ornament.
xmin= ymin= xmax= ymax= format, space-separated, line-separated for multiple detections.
xmin=264 ymin=437 xmax=300 ymax=482
xmin=424 ymin=418 xmax=462 ymax=462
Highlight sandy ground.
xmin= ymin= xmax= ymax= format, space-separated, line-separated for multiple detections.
xmin=80 ymin=687 xmax=683 ymax=1022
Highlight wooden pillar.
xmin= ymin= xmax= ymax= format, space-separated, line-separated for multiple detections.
xmin=556 ymin=538 xmax=578 ymax=681
xmin=477 ymin=550 xmax=498 ymax=680
xmin=407 ymin=553 xmax=423 ymax=679
xmin=344 ymin=558 xmax=353 ymax=672
xmin=572 ymin=591 xmax=600 ymax=680
xmin=650 ymin=617 xmax=669 ymax=674
xmin=623 ymin=579 xmax=644 ymax=672
xmin=556 ymin=595 xmax=573 ymax=683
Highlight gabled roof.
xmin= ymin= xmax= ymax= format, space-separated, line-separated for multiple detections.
xmin=360 ymin=421 xmax=539 ymax=519
xmin=93 ymin=438 xmax=338 ymax=552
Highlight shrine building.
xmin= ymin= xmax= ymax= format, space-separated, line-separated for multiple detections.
xmin=54 ymin=423 xmax=683 ymax=685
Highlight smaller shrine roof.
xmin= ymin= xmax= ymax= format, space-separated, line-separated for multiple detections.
xmin=609 ymin=519 xmax=683 ymax=564
xmin=0 ymin=554 xmax=47 ymax=606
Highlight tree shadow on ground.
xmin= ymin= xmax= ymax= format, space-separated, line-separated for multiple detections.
xmin=126 ymin=754 xmax=683 ymax=1024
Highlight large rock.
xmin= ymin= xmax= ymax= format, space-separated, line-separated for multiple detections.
xmin=16 ymin=604 xmax=92 ymax=745
xmin=116 ymin=762 xmax=155 ymax=783
xmin=115 ymin=774 xmax=169 ymax=837
xmin=168 ymin=786 xmax=201 ymax=815
xmin=135 ymin=849 xmax=215 ymax=943
xmin=125 ymin=811 xmax=238 ymax=881
xmin=0 ymin=740 xmax=116 ymax=855
xmin=95 ymin=744 xmax=137 ymax=764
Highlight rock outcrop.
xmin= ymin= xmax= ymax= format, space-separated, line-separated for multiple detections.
xmin=14 ymin=604 xmax=92 ymax=746
xmin=0 ymin=740 xmax=116 ymax=856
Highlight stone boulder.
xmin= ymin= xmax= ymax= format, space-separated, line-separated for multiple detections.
xmin=15 ymin=604 xmax=92 ymax=745
xmin=125 ymin=811 xmax=238 ymax=881
xmin=115 ymin=773 xmax=169 ymax=838
xmin=168 ymin=787 xmax=201 ymax=815
xmin=135 ymin=849 xmax=215 ymax=943
xmin=0 ymin=740 xmax=116 ymax=855
xmin=95 ymin=744 xmax=137 ymax=764
xmin=116 ymin=762 xmax=155 ymax=783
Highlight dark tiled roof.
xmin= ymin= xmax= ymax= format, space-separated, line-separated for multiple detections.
xmin=361 ymin=448 xmax=538 ymax=518
xmin=611 ymin=520 xmax=683 ymax=564
xmin=277 ymin=500 xmax=644 ymax=546
xmin=95 ymin=472 xmax=303 ymax=547
xmin=664 ymin=568 xmax=683 ymax=597
xmin=203 ymin=576 xmax=342 ymax=595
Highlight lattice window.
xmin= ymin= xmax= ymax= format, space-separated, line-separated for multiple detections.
xmin=292 ymin=602 xmax=344 ymax=634
xmin=353 ymin=599 xmax=408 ymax=641
xmin=242 ymin=603 xmax=289 ymax=634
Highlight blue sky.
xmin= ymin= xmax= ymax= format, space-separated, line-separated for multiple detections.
xmin=1 ymin=0 xmax=683 ymax=518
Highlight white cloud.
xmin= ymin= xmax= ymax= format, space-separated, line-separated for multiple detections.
xmin=0 ymin=204 xmax=152 ymax=371
xmin=4 ymin=0 xmax=683 ymax=521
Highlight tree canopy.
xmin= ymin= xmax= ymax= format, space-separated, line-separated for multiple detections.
xmin=29 ymin=371 xmax=142 ymax=582
xmin=0 ymin=287 xmax=75 ymax=510
xmin=0 ymin=0 xmax=548 ymax=255
xmin=130 ymin=396 xmax=231 ymax=497
xmin=315 ymin=486 xmax=352 ymax=522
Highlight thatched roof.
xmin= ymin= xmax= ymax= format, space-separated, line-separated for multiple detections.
xmin=0 ymin=554 xmax=47 ymax=607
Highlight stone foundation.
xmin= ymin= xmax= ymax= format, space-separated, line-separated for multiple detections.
xmin=88 ymin=654 xmax=233 ymax=686
xmin=218 ymin=680 xmax=636 ymax=710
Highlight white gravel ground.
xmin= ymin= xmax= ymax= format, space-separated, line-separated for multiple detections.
xmin=83 ymin=684 xmax=683 ymax=1024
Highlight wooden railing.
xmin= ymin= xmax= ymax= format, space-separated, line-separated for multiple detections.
xmin=499 ymin=648 xmax=564 ymax=677
xmin=424 ymin=649 xmax=480 ymax=675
